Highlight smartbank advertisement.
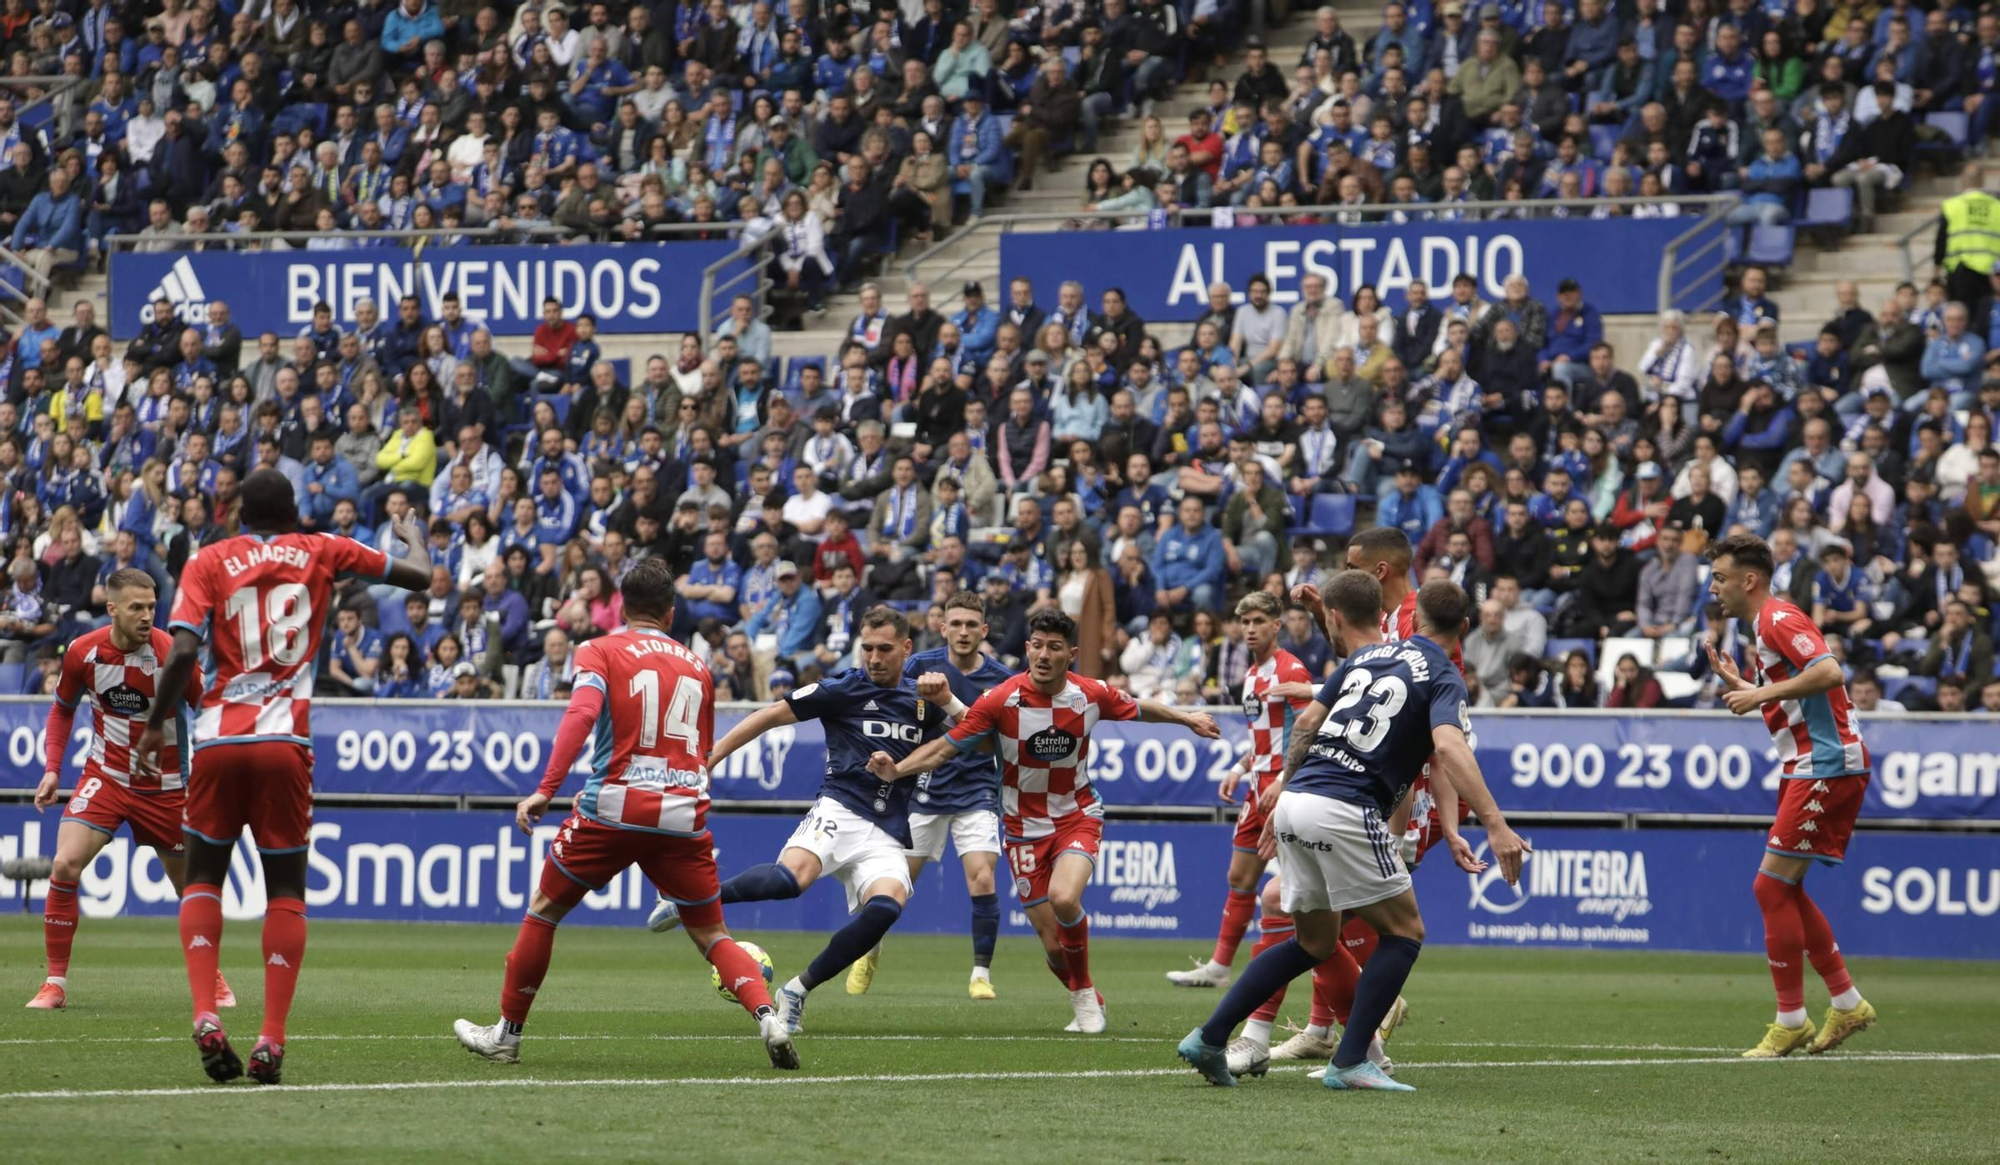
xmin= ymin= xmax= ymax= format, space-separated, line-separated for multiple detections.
xmin=108 ymin=242 xmax=749 ymax=337
xmin=1 ymin=809 xmax=1993 ymax=959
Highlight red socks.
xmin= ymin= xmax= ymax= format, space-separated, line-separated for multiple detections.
xmin=260 ymin=897 xmax=307 ymax=1045
xmin=1341 ymin=917 xmax=1380 ymax=966
xmin=501 ymin=912 xmax=559 ymax=1026
xmin=706 ymin=936 xmax=775 ymax=1015
xmin=180 ymin=882 xmax=224 ymax=1019
xmin=1212 ymin=887 xmax=1257 ymax=968
xmin=1057 ymin=911 xmax=1091 ymax=990
xmin=43 ymin=878 xmax=78 ymax=979
xmin=1247 ymin=916 xmax=1295 ymax=1022
xmin=1311 ymin=946 xmax=1361 ymax=1028
xmin=1045 ymin=950 xmax=1070 ymax=987
xmin=1754 ymin=871 xmax=1806 ymax=1013
xmin=1794 ymin=883 xmax=1855 ymax=998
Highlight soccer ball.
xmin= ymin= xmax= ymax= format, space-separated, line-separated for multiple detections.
xmin=712 ymin=940 xmax=775 ymax=1003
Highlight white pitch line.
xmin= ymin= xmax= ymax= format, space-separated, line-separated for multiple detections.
xmin=0 ymin=1033 xmax=1791 ymax=1052
xmin=4 ymin=1053 xmax=1998 ymax=1102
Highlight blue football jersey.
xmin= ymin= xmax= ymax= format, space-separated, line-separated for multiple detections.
xmin=785 ymin=668 xmax=950 ymax=846
xmin=1289 ymin=635 xmax=1470 ymax=816
xmin=902 ymin=647 xmax=1013 ymax=816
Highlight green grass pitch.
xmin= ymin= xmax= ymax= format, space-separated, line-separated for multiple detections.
xmin=2 ymin=916 xmax=1997 ymax=1163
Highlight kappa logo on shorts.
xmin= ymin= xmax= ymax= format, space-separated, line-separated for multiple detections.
xmin=1025 ymin=727 xmax=1078 ymax=760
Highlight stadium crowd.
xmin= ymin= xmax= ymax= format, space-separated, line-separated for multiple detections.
xmin=0 ymin=0 xmax=1994 ymax=715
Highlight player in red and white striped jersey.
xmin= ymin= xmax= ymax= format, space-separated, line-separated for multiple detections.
xmin=874 ymin=609 xmax=1219 ymax=1034
xmin=134 ymin=469 xmax=434 ymax=1085
xmin=24 ymin=568 xmax=233 ymax=1012
xmin=1166 ymin=591 xmax=1316 ymax=993
xmin=1706 ymin=533 xmax=1876 ymax=1059
xmin=453 ymin=558 xmax=796 ymax=1071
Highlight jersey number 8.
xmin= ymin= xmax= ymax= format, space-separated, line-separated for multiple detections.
xmin=1319 ymin=671 xmax=1409 ymax=752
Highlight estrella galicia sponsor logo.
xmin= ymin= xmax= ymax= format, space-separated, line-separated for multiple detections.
xmin=100 ymin=683 xmax=149 ymax=716
xmin=1025 ymin=727 xmax=1077 ymax=760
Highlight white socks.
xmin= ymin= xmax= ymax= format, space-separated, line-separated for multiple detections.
xmin=1830 ymin=987 xmax=1862 ymax=1010
xmin=1242 ymin=1019 xmax=1273 ymax=1047
xmin=1777 ymin=1007 xmax=1808 ymax=1028
xmin=971 ymin=966 xmax=991 ymax=983
xmin=45 ymin=976 xmax=66 ymax=989
xmin=1304 ymin=1023 xmax=1331 ymax=1041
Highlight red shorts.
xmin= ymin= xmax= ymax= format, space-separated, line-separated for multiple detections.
xmin=62 ymin=775 xmax=186 ymax=853
xmin=1767 ymin=774 xmax=1868 ymax=866
xmin=1004 ymin=815 xmax=1103 ymax=907
xmin=540 ymin=814 xmax=724 ymax=928
xmin=1232 ymin=784 xmax=1277 ymax=853
xmin=183 ymin=741 xmax=314 ymax=853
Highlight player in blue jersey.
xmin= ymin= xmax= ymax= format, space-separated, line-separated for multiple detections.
xmin=845 ymin=591 xmax=1015 ymax=999
xmin=647 ymin=605 xmax=961 ymax=1033
xmin=1177 ymin=575 xmax=1529 ymax=1091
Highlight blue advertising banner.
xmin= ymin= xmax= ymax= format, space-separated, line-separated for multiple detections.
xmin=999 ymin=218 xmax=1715 ymax=321
xmin=2 ymin=700 xmax=1997 ymax=820
xmin=108 ymin=243 xmax=747 ymax=336
xmin=1 ymin=808 xmax=1991 ymax=958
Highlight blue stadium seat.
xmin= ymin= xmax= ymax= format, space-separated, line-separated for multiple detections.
xmin=1286 ymin=493 xmax=1355 ymax=538
xmin=1795 ymin=186 xmax=1854 ymax=231
xmin=1745 ymin=224 xmax=1795 ymax=269
xmin=1883 ymin=675 xmax=1937 ymax=705
xmin=1546 ymin=638 xmax=1597 ymax=667
xmin=1785 ymin=340 xmax=1813 ymax=361
xmin=785 ymin=355 xmax=825 ymax=389
xmin=1588 ymin=124 xmax=1619 ymax=162
xmin=0 ymin=663 xmax=27 ymax=695
xmin=537 ymin=393 xmax=571 ymax=427
xmin=1920 ymin=111 xmax=1969 ymax=156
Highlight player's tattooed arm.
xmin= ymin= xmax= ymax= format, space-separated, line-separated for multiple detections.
xmin=1135 ymin=698 xmax=1220 ymax=738
xmin=1277 ymin=700 xmax=1331 ymax=793
xmin=707 ymin=698 xmax=800 ymax=768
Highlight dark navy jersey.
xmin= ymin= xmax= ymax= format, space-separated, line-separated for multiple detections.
xmin=902 ymin=647 xmax=1013 ymax=816
xmin=1289 ymin=635 xmax=1469 ymax=817
xmin=786 ymin=667 xmax=950 ymax=847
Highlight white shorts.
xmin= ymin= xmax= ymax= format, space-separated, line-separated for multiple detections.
xmin=906 ymin=809 xmax=1003 ymax=862
xmin=784 ymin=797 xmax=914 ymax=912
xmin=1272 ymin=790 xmax=1412 ymax=915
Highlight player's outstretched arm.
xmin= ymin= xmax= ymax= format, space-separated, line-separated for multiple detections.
xmin=133 ymin=627 xmax=203 ymax=778
xmin=381 ymin=512 xmax=435 ymax=591
xmin=519 ymin=681 xmax=606 ymax=833
xmin=875 ymin=734 xmax=960 ymax=781
xmin=707 ymin=699 xmax=799 ymax=769
xmin=1429 ymin=723 xmax=1529 ymax=885
xmin=1136 ymin=698 xmax=1220 ymax=738
xmin=1722 ymin=655 xmax=1843 ymax=717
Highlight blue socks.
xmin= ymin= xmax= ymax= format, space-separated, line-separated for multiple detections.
xmin=801 ymin=896 xmax=904 ymax=990
xmin=1199 ymin=937 xmax=1320 ymax=1047
xmin=970 ymin=893 xmax=1000 ymax=969
xmin=719 ymin=863 xmax=803 ymax=905
xmin=1334 ymin=934 xmax=1422 ymax=1069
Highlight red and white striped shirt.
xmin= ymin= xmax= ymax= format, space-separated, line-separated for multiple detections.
xmin=50 ymin=626 xmax=200 ymax=790
xmin=168 ymin=532 xmax=391 ymax=749
xmin=1242 ymin=649 xmax=1313 ymax=779
xmin=568 ymin=629 xmax=715 ymax=835
xmin=947 ymin=671 xmax=1139 ymax=840
xmin=1750 ymin=599 xmax=1868 ymax=778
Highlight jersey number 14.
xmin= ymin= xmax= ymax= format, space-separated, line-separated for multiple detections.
xmin=630 ymin=672 xmax=704 ymax=752
xmin=1320 ymin=671 xmax=1408 ymax=752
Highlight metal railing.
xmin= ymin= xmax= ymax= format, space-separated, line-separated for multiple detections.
xmin=697 ymin=230 xmax=780 ymax=340
xmin=1655 ymin=197 xmax=1741 ymax=318
xmin=1898 ymin=212 xmax=1943 ymax=285
xmin=904 ymin=195 xmax=1744 ymax=304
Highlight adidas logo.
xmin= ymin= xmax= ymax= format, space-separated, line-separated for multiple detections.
xmin=187 ymin=936 xmax=212 ymax=949
xmin=864 ymin=700 xmax=880 ymax=711
xmin=267 ymin=953 xmax=291 ymax=967
xmin=140 ymin=256 xmax=210 ymax=327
